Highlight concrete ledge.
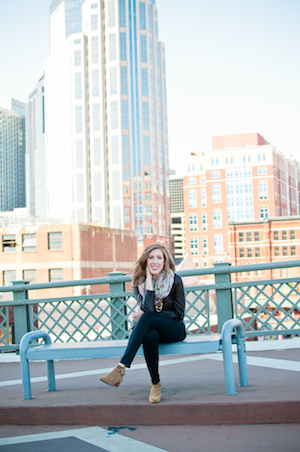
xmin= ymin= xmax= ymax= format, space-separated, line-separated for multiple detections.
xmin=1 ymin=401 xmax=300 ymax=426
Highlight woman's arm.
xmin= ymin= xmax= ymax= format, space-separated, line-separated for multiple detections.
xmin=171 ymin=275 xmax=185 ymax=321
xmin=133 ymin=286 xmax=155 ymax=312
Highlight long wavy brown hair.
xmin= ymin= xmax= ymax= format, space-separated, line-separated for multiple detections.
xmin=132 ymin=244 xmax=175 ymax=287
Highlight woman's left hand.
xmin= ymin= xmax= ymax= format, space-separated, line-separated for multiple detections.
xmin=133 ymin=308 xmax=144 ymax=321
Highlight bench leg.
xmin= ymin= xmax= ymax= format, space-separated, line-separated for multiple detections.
xmin=236 ymin=331 xmax=249 ymax=387
xmin=46 ymin=360 xmax=56 ymax=392
xmin=20 ymin=356 xmax=33 ymax=400
xmin=222 ymin=339 xmax=236 ymax=396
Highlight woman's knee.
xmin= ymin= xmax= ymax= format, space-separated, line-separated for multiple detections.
xmin=143 ymin=328 xmax=159 ymax=345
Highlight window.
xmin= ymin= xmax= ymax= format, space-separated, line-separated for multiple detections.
xmin=108 ymin=0 xmax=115 ymax=26
xmin=202 ymin=213 xmax=207 ymax=231
xmin=22 ymin=269 xmax=36 ymax=283
xmin=255 ymin=231 xmax=260 ymax=241
xmin=200 ymin=176 xmax=205 ymax=183
xmin=214 ymin=234 xmax=223 ymax=254
xmin=255 ymin=247 xmax=260 ymax=257
xmin=203 ymin=237 xmax=208 ymax=255
xmin=120 ymin=32 xmax=126 ymax=60
xmin=247 ymin=232 xmax=252 ymax=242
xmin=139 ymin=2 xmax=146 ymax=29
xmin=213 ymin=209 xmax=222 ymax=228
xmin=92 ymin=70 xmax=99 ymax=97
xmin=74 ymin=49 xmax=81 ymax=66
xmin=91 ymin=14 xmax=98 ymax=31
xmin=189 ymin=214 xmax=198 ymax=232
xmin=91 ymin=36 xmax=99 ymax=64
xmin=247 ymin=248 xmax=253 ymax=258
xmin=122 ymin=100 xmax=129 ymax=129
xmin=211 ymin=171 xmax=220 ymax=178
xmin=140 ymin=35 xmax=147 ymax=62
xmin=146 ymin=205 xmax=152 ymax=218
xmin=260 ymin=206 xmax=268 ymax=218
xmin=110 ymin=101 xmax=118 ymax=129
xmin=239 ymin=232 xmax=244 ymax=242
xmin=121 ymin=66 xmax=127 ymax=95
xmin=49 ymin=269 xmax=63 ymax=282
xmin=3 ymin=270 xmax=16 ymax=286
xmin=201 ymin=188 xmax=206 ymax=207
xmin=259 ymin=180 xmax=268 ymax=200
xmin=48 ymin=232 xmax=62 ymax=250
xmin=119 ymin=0 xmax=126 ymax=26
xmin=188 ymin=177 xmax=196 ymax=184
xmin=189 ymin=189 xmax=197 ymax=208
xmin=142 ymin=101 xmax=149 ymax=130
xmin=282 ymin=230 xmax=287 ymax=240
xmin=282 ymin=246 xmax=288 ymax=256
xmin=290 ymin=230 xmax=295 ymax=240
xmin=2 ymin=235 xmax=16 ymax=252
xmin=75 ymin=105 xmax=83 ymax=133
xmin=239 ymin=248 xmax=245 ymax=258
xmin=212 ymin=184 xmax=221 ymax=203
xmin=274 ymin=231 xmax=279 ymax=240
xmin=109 ymin=33 xmax=116 ymax=60
xmin=141 ymin=67 xmax=148 ymax=96
xmin=274 ymin=246 xmax=280 ymax=256
xmin=190 ymin=238 xmax=198 ymax=255
xmin=258 ymin=167 xmax=267 ymax=175
xmin=22 ymin=234 xmax=36 ymax=252
xmin=291 ymin=246 xmax=296 ymax=256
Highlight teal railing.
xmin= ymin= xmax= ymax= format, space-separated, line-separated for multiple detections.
xmin=0 ymin=261 xmax=300 ymax=351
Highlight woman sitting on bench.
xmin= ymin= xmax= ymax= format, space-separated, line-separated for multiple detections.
xmin=100 ymin=244 xmax=186 ymax=403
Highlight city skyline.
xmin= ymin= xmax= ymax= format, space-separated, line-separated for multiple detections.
xmin=1 ymin=0 xmax=299 ymax=174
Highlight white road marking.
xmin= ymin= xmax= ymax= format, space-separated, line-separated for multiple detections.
xmin=0 ymin=426 xmax=167 ymax=451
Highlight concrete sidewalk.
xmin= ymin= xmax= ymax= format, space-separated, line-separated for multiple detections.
xmin=0 ymin=338 xmax=300 ymax=427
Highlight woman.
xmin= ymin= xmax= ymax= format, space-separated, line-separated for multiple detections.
xmin=100 ymin=243 xmax=186 ymax=403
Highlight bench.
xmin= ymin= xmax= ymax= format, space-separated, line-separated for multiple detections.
xmin=20 ymin=318 xmax=248 ymax=399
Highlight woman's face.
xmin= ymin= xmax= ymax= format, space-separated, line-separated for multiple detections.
xmin=147 ymin=248 xmax=165 ymax=279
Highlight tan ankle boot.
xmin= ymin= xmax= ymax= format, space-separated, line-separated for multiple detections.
xmin=100 ymin=364 xmax=125 ymax=387
xmin=149 ymin=382 xmax=161 ymax=403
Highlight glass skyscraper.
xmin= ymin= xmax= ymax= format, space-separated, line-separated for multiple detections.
xmin=46 ymin=0 xmax=170 ymax=238
xmin=0 ymin=98 xmax=26 ymax=212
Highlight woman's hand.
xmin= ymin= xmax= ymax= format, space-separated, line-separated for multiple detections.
xmin=132 ymin=308 xmax=144 ymax=321
xmin=145 ymin=266 xmax=153 ymax=290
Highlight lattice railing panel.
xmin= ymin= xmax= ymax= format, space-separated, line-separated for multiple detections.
xmin=0 ymin=305 xmax=10 ymax=346
xmin=184 ymin=288 xmax=210 ymax=335
xmin=234 ymin=281 xmax=300 ymax=336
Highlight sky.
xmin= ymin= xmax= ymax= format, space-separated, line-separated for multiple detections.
xmin=0 ymin=0 xmax=300 ymax=173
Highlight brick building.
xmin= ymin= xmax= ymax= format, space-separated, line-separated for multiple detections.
xmin=0 ymin=223 xmax=138 ymax=298
xmin=182 ymin=133 xmax=300 ymax=268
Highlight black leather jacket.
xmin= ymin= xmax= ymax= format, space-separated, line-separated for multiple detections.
xmin=132 ymin=274 xmax=185 ymax=322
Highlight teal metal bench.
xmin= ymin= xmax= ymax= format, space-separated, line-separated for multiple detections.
xmin=20 ymin=318 xmax=248 ymax=399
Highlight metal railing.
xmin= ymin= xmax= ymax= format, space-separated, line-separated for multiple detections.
xmin=1 ymin=261 xmax=300 ymax=351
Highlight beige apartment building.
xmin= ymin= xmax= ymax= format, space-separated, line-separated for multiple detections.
xmin=182 ymin=133 xmax=300 ymax=268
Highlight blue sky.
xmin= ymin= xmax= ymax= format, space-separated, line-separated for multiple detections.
xmin=1 ymin=0 xmax=299 ymax=172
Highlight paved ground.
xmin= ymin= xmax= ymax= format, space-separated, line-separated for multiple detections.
xmin=0 ymin=338 xmax=300 ymax=451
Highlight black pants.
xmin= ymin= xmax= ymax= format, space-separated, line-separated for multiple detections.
xmin=120 ymin=312 xmax=186 ymax=384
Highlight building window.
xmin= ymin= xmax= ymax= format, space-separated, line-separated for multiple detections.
xmin=202 ymin=213 xmax=207 ymax=231
xmin=259 ymin=180 xmax=268 ymax=200
xmin=212 ymin=184 xmax=221 ymax=203
xmin=48 ymin=232 xmax=62 ymax=250
xmin=140 ymin=35 xmax=147 ymax=62
xmin=239 ymin=232 xmax=244 ymax=242
xmin=120 ymin=32 xmax=127 ymax=60
xmin=255 ymin=231 xmax=260 ymax=241
xmin=2 ymin=235 xmax=16 ymax=252
xmin=203 ymin=237 xmax=208 ymax=255
xmin=214 ymin=234 xmax=223 ymax=254
xmin=213 ymin=209 xmax=222 ymax=228
xmin=255 ymin=247 xmax=260 ymax=257
xmin=189 ymin=214 xmax=198 ymax=232
xmin=258 ymin=167 xmax=267 ymax=175
xmin=22 ymin=234 xmax=36 ymax=252
xmin=49 ymin=269 xmax=63 ymax=282
xmin=189 ymin=189 xmax=197 ymax=208
xmin=91 ymin=36 xmax=99 ymax=64
xmin=282 ymin=246 xmax=288 ymax=256
xmin=274 ymin=246 xmax=280 ymax=256
xmin=247 ymin=232 xmax=252 ymax=242
xmin=190 ymin=238 xmax=198 ymax=255
xmin=260 ymin=206 xmax=268 ymax=218
xmin=240 ymin=248 xmax=245 ymax=258
xmin=247 ymin=248 xmax=253 ymax=258
xmin=290 ymin=230 xmax=295 ymax=240
xmin=22 ymin=269 xmax=37 ymax=283
xmin=274 ymin=231 xmax=279 ymax=240
xmin=282 ymin=230 xmax=287 ymax=240
xmin=188 ymin=177 xmax=196 ymax=184
xmin=291 ymin=246 xmax=296 ymax=256
xmin=201 ymin=188 xmax=206 ymax=207
xmin=3 ymin=270 xmax=16 ymax=286
xmin=91 ymin=14 xmax=98 ymax=31
xmin=212 ymin=171 xmax=220 ymax=178
xmin=74 ymin=49 xmax=81 ymax=66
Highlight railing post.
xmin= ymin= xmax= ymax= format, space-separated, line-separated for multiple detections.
xmin=214 ymin=262 xmax=233 ymax=333
xmin=12 ymin=280 xmax=30 ymax=347
xmin=108 ymin=272 xmax=128 ymax=339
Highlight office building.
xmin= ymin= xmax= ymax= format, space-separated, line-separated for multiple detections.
xmin=45 ymin=0 xmax=170 ymax=239
xmin=183 ymin=133 xmax=300 ymax=267
xmin=0 ymin=98 xmax=26 ymax=212
xmin=170 ymin=174 xmax=185 ymax=259
xmin=26 ymin=73 xmax=46 ymax=218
